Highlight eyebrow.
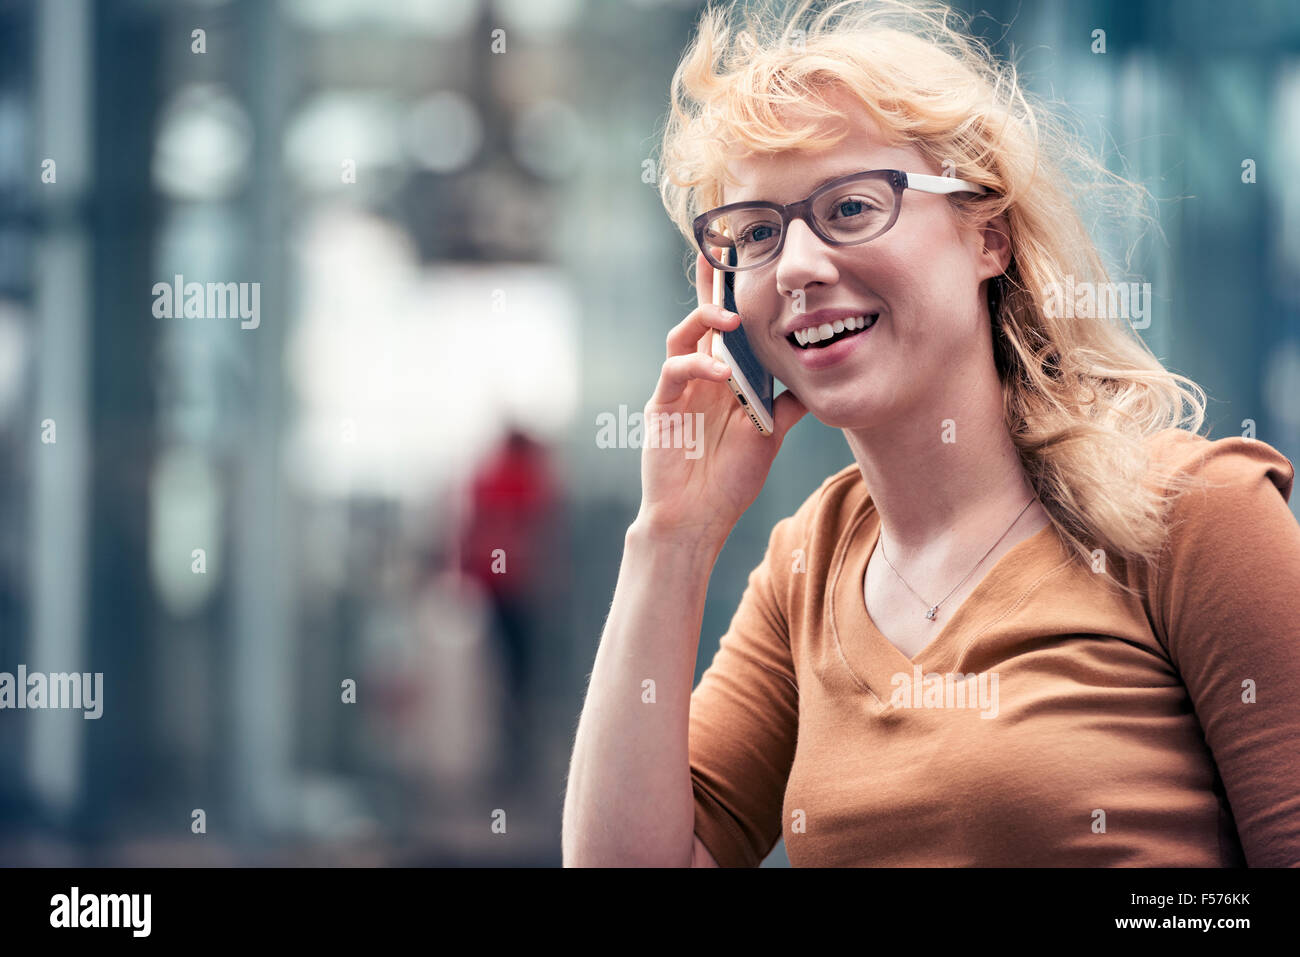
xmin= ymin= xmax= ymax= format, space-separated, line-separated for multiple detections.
xmin=731 ymin=167 xmax=873 ymax=205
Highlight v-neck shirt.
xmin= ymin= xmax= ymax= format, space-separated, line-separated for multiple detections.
xmin=687 ymin=429 xmax=1300 ymax=866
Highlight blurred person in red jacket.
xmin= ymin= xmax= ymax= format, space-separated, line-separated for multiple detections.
xmin=457 ymin=425 xmax=560 ymax=787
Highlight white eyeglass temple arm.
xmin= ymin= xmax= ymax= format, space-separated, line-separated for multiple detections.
xmin=905 ymin=172 xmax=988 ymax=195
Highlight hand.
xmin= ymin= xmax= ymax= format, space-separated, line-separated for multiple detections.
xmin=634 ymin=250 xmax=808 ymax=547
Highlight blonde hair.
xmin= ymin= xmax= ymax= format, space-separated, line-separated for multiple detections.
xmin=655 ymin=0 xmax=1211 ymax=590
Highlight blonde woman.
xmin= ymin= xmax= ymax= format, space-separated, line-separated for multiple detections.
xmin=562 ymin=0 xmax=1300 ymax=867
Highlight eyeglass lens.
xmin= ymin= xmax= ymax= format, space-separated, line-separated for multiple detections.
xmin=702 ymin=175 xmax=896 ymax=269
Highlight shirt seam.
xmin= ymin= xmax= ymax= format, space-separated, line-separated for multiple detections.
xmin=827 ymin=498 xmax=886 ymax=706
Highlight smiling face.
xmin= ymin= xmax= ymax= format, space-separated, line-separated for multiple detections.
xmin=720 ymin=87 xmax=1009 ymax=430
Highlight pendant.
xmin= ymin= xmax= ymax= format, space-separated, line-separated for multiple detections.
xmin=925 ymin=605 xmax=938 ymax=621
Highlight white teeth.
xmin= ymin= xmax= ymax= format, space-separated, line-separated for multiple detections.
xmin=791 ymin=314 xmax=877 ymax=348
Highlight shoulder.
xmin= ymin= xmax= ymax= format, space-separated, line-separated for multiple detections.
xmin=1142 ymin=430 xmax=1298 ymax=615
xmin=757 ymin=462 xmax=871 ymax=597
xmin=1140 ymin=433 xmax=1300 ymax=790
xmin=1146 ymin=428 xmax=1294 ymax=491
xmin=1144 ymin=428 xmax=1295 ymax=529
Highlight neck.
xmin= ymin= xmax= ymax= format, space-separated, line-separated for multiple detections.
xmin=843 ymin=363 xmax=1042 ymax=562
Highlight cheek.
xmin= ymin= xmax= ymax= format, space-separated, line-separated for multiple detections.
xmin=893 ymin=217 xmax=980 ymax=289
xmin=733 ymin=275 xmax=772 ymax=318
xmin=841 ymin=248 xmax=923 ymax=309
xmin=869 ymin=232 xmax=974 ymax=310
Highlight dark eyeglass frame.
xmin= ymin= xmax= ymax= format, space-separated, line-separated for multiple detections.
xmin=692 ymin=168 xmax=991 ymax=272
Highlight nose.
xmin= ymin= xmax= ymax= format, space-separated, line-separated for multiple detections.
xmin=774 ymin=216 xmax=839 ymax=300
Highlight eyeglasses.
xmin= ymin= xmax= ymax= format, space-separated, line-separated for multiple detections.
xmin=692 ymin=168 xmax=991 ymax=272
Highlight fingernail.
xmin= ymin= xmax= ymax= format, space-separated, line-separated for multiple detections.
xmin=713 ymin=361 xmax=730 ymax=374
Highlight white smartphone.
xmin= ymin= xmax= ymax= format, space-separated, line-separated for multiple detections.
xmin=710 ymin=248 xmax=775 ymax=435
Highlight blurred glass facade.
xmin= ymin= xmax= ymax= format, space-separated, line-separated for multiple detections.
xmin=0 ymin=0 xmax=1295 ymax=866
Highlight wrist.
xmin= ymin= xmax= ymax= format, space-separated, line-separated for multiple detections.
xmin=626 ymin=515 xmax=729 ymax=562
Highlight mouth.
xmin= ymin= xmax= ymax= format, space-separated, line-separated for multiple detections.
xmin=787 ymin=313 xmax=879 ymax=350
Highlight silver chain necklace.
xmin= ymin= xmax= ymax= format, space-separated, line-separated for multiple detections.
xmin=877 ymin=496 xmax=1038 ymax=621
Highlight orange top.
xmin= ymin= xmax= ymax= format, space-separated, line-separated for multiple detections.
xmin=689 ymin=430 xmax=1300 ymax=866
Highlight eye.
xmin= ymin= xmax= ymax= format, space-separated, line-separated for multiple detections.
xmin=737 ymin=223 xmax=778 ymax=245
xmin=830 ymin=197 xmax=877 ymax=219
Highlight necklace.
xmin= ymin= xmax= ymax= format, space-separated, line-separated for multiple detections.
xmin=877 ymin=496 xmax=1038 ymax=621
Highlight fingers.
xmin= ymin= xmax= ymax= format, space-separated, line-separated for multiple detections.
xmin=665 ymin=249 xmax=738 ymax=358
xmin=650 ymin=351 xmax=732 ymax=407
xmin=666 ymin=303 xmax=740 ymax=359
xmin=695 ymin=250 xmax=714 ymax=312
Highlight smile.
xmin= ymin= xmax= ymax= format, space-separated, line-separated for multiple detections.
xmin=787 ymin=313 xmax=879 ymax=349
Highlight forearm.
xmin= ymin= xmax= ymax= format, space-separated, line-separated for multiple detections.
xmin=561 ymin=521 xmax=723 ymax=866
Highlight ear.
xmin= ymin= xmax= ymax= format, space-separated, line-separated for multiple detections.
xmin=975 ymin=212 xmax=1011 ymax=282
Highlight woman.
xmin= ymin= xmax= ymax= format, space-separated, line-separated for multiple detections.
xmin=562 ymin=0 xmax=1300 ymax=866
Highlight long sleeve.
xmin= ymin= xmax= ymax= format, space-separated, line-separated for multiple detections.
xmin=687 ymin=506 xmax=806 ymax=867
xmin=1152 ymin=436 xmax=1300 ymax=866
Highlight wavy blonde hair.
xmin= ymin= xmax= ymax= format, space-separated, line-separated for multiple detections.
xmin=655 ymin=0 xmax=1212 ymax=591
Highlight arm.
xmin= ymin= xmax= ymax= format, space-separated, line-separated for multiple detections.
xmin=563 ymin=249 xmax=807 ymax=867
xmin=1154 ymin=437 xmax=1300 ymax=866
xmin=562 ymin=521 xmax=725 ymax=867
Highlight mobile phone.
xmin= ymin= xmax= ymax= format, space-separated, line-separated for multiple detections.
xmin=710 ymin=248 xmax=775 ymax=435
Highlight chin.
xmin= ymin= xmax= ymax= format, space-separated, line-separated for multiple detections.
xmin=800 ymin=402 xmax=877 ymax=431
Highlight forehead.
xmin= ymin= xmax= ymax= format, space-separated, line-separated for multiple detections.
xmin=721 ymin=96 xmax=922 ymax=206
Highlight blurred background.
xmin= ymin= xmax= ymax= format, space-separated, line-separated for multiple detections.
xmin=0 ymin=0 xmax=1296 ymax=867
